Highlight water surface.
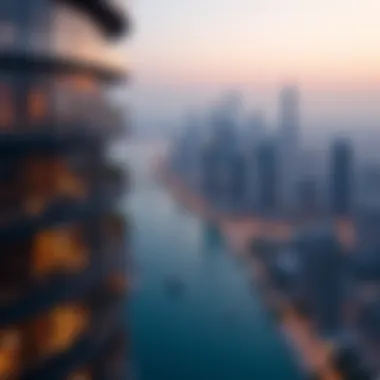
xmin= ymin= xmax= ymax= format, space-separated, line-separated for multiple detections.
xmin=127 ymin=142 xmax=302 ymax=380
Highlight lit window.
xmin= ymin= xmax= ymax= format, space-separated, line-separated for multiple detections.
xmin=33 ymin=305 xmax=89 ymax=357
xmin=52 ymin=160 xmax=87 ymax=199
xmin=0 ymin=83 xmax=14 ymax=129
xmin=31 ymin=227 xmax=88 ymax=278
xmin=0 ymin=328 xmax=22 ymax=378
xmin=23 ymin=158 xmax=87 ymax=214
xmin=67 ymin=369 xmax=92 ymax=380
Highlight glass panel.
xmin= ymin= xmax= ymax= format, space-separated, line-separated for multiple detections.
xmin=22 ymin=154 xmax=90 ymax=215
xmin=31 ymin=225 xmax=89 ymax=279
xmin=0 ymin=81 xmax=14 ymax=130
xmin=31 ymin=304 xmax=89 ymax=358
xmin=0 ymin=239 xmax=31 ymax=303
xmin=0 ymin=328 xmax=22 ymax=379
xmin=51 ymin=73 xmax=126 ymax=134
xmin=67 ymin=369 xmax=92 ymax=380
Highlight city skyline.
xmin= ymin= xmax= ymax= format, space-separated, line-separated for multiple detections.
xmin=132 ymin=0 xmax=380 ymax=138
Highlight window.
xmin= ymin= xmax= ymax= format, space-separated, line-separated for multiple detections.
xmin=31 ymin=226 xmax=88 ymax=278
xmin=0 ymin=83 xmax=14 ymax=129
xmin=32 ymin=304 xmax=89 ymax=358
xmin=67 ymin=369 xmax=92 ymax=380
xmin=0 ymin=21 xmax=16 ymax=49
xmin=0 ymin=328 xmax=22 ymax=378
xmin=23 ymin=156 xmax=89 ymax=215
xmin=0 ymin=160 xmax=23 ymax=219
xmin=0 ymin=239 xmax=31 ymax=303
xmin=27 ymin=87 xmax=47 ymax=125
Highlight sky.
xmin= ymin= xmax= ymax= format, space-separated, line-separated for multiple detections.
xmin=129 ymin=0 xmax=380 ymax=139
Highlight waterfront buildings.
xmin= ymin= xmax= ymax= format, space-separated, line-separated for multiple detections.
xmin=0 ymin=0 xmax=131 ymax=379
xmin=294 ymin=229 xmax=344 ymax=337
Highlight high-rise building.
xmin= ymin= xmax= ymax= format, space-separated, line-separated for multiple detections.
xmin=329 ymin=139 xmax=354 ymax=216
xmin=229 ymin=151 xmax=246 ymax=209
xmin=278 ymin=85 xmax=300 ymax=214
xmin=293 ymin=228 xmax=344 ymax=336
xmin=201 ymin=138 xmax=221 ymax=202
xmin=245 ymin=110 xmax=266 ymax=212
xmin=256 ymin=140 xmax=279 ymax=215
xmin=296 ymin=177 xmax=318 ymax=217
xmin=0 ymin=1 xmax=131 ymax=379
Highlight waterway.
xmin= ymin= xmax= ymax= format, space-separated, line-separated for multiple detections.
xmin=125 ymin=142 xmax=303 ymax=380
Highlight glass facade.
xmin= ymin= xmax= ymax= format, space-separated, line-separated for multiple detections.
xmin=0 ymin=0 xmax=130 ymax=379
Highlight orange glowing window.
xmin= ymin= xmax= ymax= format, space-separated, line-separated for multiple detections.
xmin=0 ymin=84 xmax=14 ymax=129
xmin=52 ymin=160 xmax=87 ymax=199
xmin=31 ymin=227 xmax=88 ymax=278
xmin=33 ymin=305 xmax=89 ymax=357
xmin=0 ymin=328 xmax=22 ymax=378
xmin=67 ymin=369 xmax=92 ymax=380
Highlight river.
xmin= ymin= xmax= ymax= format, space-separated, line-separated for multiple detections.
xmin=124 ymin=141 xmax=304 ymax=380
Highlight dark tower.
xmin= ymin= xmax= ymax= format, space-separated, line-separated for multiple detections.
xmin=294 ymin=228 xmax=343 ymax=336
xmin=0 ymin=1 xmax=131 ymax=379
xmin=256 ymin=140 xmax=279 ymax=215
xmin=329 ymin=139 xmax=353 ymax=216
xmin=279 ymin=85 xmax=300 ymax=213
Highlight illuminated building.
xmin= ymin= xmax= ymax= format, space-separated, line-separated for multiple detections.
xmin=0 ymin=0 xmax=131 ymax=379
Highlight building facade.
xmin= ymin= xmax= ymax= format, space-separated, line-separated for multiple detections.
xmin=256 ymin=140 xmax=279 ymax=215
xmin=294 ymin=229 xmax=344 ymax=337
xmin=0 ymin=1 xmax=131 ymax=379
xmin=278 ymin=85 xmax=300 ymax=214
xmin=329 ymin=139 xmax=354 ymax=216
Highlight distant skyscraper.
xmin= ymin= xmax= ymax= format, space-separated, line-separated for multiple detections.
xmin=329 ymin=139 xmax=354 ymax=216
xmin=201 ymin=139 xmax=221 ymax=202
xmin=296 ymin=177 xmax=318 ymax=217
xmin=256 ymin=140 xmax=279 ymax=214
xmin=355 ymin=202 xmax=380 ymax=251
xmin=246 ymin=111 xmax=267 ymax=213
xmin=294 ymin=228 xmax=344 ymax=336
xmin=279 ymin=85 xmax=300 ymax=213
xmin=229 ymin=151 xmax=247 ymax=208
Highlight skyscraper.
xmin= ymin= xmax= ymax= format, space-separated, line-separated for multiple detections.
xmin=0 ymin=1 xmax=131 ymax=379
xmin=229 ymin=151 xmax=247 ymax=210
xmin=256 ymin=140 xmax=279 ymax=215
xmin=294 ymin=228 xmax=344 ymax=336
xmin=329 ymin=139 xmax=354 ymax=216
xmin=278 ymin=85 xmax=300 ymax=214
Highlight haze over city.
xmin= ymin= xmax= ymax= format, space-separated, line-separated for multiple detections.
xmin=131 ymin=0 xmax=380 ymax=149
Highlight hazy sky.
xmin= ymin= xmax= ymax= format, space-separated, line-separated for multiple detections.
xmin=130 ymin=0 xmax=380 ymax=137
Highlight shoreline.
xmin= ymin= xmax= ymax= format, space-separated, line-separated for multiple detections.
xmin=157 ymin=162 xmax=342 ymax=380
